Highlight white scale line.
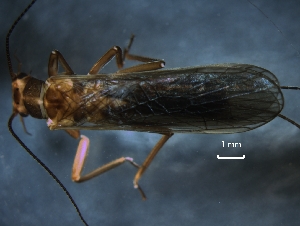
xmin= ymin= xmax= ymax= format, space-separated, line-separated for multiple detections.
xmin=217 ymin=155 xmax=245 ymax=159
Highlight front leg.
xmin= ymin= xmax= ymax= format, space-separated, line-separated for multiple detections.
xmin=48 ymin=50 xmax=75 ymax=77
xmin=48 ymin=50 xmax=85 ymax=150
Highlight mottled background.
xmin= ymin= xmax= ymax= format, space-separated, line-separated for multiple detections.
xmin=1 ymin=0 xmax=300 ymax=225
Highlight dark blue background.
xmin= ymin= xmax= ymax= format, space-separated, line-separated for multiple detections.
xmin=1 ymin=0 xmax=300 ymax=225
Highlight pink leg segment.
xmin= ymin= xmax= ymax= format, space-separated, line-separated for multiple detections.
xmin=72 ymin=135 xmax=90 ymax=181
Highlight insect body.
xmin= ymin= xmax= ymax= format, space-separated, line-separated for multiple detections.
xmin=6 ymin=0 xmax=300 ymax=225
xmin=44 ymin=64 xmax=282 ymax=134
xmin=13 ymin=45 xmax=287 ymax=197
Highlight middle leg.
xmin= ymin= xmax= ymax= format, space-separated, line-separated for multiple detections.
xmin=89 ymin=35 xmax=165 ymax=74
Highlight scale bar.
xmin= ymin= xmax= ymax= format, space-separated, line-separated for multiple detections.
xmin=217 ymin=155 xmax=245 ymax=159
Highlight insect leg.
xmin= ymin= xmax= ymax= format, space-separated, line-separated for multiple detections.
xmin=117 ymin=35 xmax=165 ymax=73
xmin=48 ymin=51 xmax=86 ymax=139
xmin=72 ymin=135 xmax=140 ymax=182
xmin=117 ymin=58 xmax=165 ymax=73
xmin=65 ymin=129 xmax=81 ymax=139
xmin=133 ymin=133 xmax=174 ymax=197
xmin=48 ymin=50 xmax=75 ymax=77
xmin=123 ymin=35 xmax=163 ymax=64
xmin=89 ymin=36 xmax=165 ymax=74
xmin=88 ymin=46 xmax=124 ymax=74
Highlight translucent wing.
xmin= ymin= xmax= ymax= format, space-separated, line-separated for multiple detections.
xmin=45 ymin=64 xmax=283 ymax=134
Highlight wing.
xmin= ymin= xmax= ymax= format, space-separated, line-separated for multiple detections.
xmin=45 ymin=64 xmax=283 ymax=134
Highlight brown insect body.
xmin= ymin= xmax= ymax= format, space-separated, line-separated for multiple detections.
xmin=38 ymin=64 xmax=283 ymax=134
xmin=8 ymin=1 xmax=300 ymax=225
xmin=10 ymin=44 xmax=287 ymax=203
